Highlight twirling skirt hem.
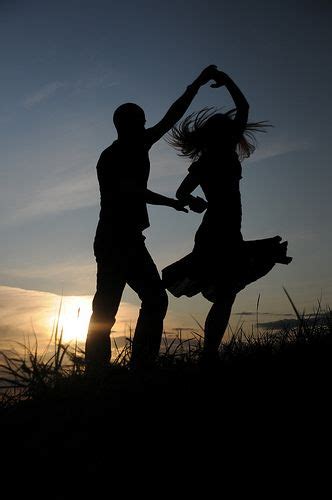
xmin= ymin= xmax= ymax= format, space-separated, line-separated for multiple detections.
xmin=161 ymin=236 xmax=292 ymax=303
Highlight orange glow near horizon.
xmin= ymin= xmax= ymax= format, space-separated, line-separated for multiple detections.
xmin=48 ymin=296 xmax=92 ymax=343
xmin=47 ymin=295 xmax=142 ymax=344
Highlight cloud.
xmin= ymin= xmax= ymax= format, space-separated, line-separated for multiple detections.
xmin=258 ymin=313 xmax=329 ymax=330
xmin=1 ymin=260 xmax=95 ymax=281
xmin=71 ymin=70 xmax=119 ymax=93
xmin=5 ymin=148 xmax=177 ymax=224
xmin=22 ymin=69 xmax=119 ymax=109
xmin=246 ymin=138 xmax=310 ymax=165
xmin=0 ymin=259 xmax=97 ymax=296
xmin=0 ymin=285 xmax=62 ymax=350
xmin=0 ymin=285 xmax=140 ymax=354
xmin=23 ymin=81 xmax=66 ymax=108
xmin=0 ymin=285 xmax=208 ymax=360
xmin=258 ymin=318 xmax=301 ymax=330
xmin=234 ymin=311 xmax=294 ymax=317
xmin=7 ymin=168 xmax=98 ymax=223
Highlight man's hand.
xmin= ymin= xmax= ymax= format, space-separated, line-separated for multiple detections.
xmin=146 ymin=190 xmax=189 ymax=211
xmin=171 ymin=199 xmax=189 ymax=213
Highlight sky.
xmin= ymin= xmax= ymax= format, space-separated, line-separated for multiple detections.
xmin=0 ymin=0 xmax=331 ymax=349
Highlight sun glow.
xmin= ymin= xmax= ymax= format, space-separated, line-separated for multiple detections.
xmin=48 ymin=296 xmax=92 ymax=343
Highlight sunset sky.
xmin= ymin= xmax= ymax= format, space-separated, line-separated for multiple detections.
xmin=0 ymin=0 xmax=331 ymax=349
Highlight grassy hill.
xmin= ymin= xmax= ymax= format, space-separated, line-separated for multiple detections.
xmin=0 ymin=297 xmax=331 ymax=496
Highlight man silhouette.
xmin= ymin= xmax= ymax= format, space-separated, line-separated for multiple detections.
xmin=85 ymin=65 xmax=220 ymax=370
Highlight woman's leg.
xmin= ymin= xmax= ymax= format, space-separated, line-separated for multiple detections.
xmin=203 ymin=292 xmax=236 ymax=358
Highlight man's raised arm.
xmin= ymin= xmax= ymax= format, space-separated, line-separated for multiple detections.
xmin=146 ymin=65 xmax=220 ymax=145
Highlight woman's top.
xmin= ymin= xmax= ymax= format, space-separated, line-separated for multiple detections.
xmin=189 ymin=149 xmax=243 ymax=238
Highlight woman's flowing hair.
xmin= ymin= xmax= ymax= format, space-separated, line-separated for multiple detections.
xmin=166 ymin=107 xmax=271 ymax=161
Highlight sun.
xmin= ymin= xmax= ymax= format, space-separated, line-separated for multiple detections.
xmin=49 ymin=296 xmax=92 ymax=343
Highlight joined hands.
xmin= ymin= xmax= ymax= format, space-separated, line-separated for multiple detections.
xmin=196 ymin=65 xmax=228 ymax=88
xmin=172 ymin=196 xmax=207 ymax=214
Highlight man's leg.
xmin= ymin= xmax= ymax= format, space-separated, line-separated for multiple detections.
xmin=127 ymin=242 xmax=168 ymax=369
xmin=85 ymin=261 xmax=126 ymax=368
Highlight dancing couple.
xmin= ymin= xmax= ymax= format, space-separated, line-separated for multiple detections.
xmin=85 ymin=65 xmax=292 ymax=370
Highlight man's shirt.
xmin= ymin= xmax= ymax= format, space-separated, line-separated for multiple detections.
xmin=97 ymin=137 xmax=151 ymax=233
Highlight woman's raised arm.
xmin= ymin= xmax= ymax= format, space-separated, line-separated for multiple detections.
xmin=213 ymin=71 xmax=249 ymax=133
xmin=146 ymin=65 xmax=220 ymax=145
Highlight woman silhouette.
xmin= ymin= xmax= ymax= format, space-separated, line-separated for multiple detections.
xmin=162 ymin=69 xmax=292 ymax=363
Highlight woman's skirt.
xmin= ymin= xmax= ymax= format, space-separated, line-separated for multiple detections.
xmin=162 ymin=235 xmax=292 ymax=303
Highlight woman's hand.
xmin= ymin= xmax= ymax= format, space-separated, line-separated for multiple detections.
xmin=195 ymin=65 xmax=221 ymax=87
xmin=210 ymin=70 xmax=229 ymax=88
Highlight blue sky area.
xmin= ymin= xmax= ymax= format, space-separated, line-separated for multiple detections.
xmin=0 ymin=0 xmax=331 ymax=338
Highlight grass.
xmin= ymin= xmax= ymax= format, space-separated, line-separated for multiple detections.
xmin=0 ymin=289 xmax=331 ymax=408
xmin=0 ymin=290 xmax=330 ymax=491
